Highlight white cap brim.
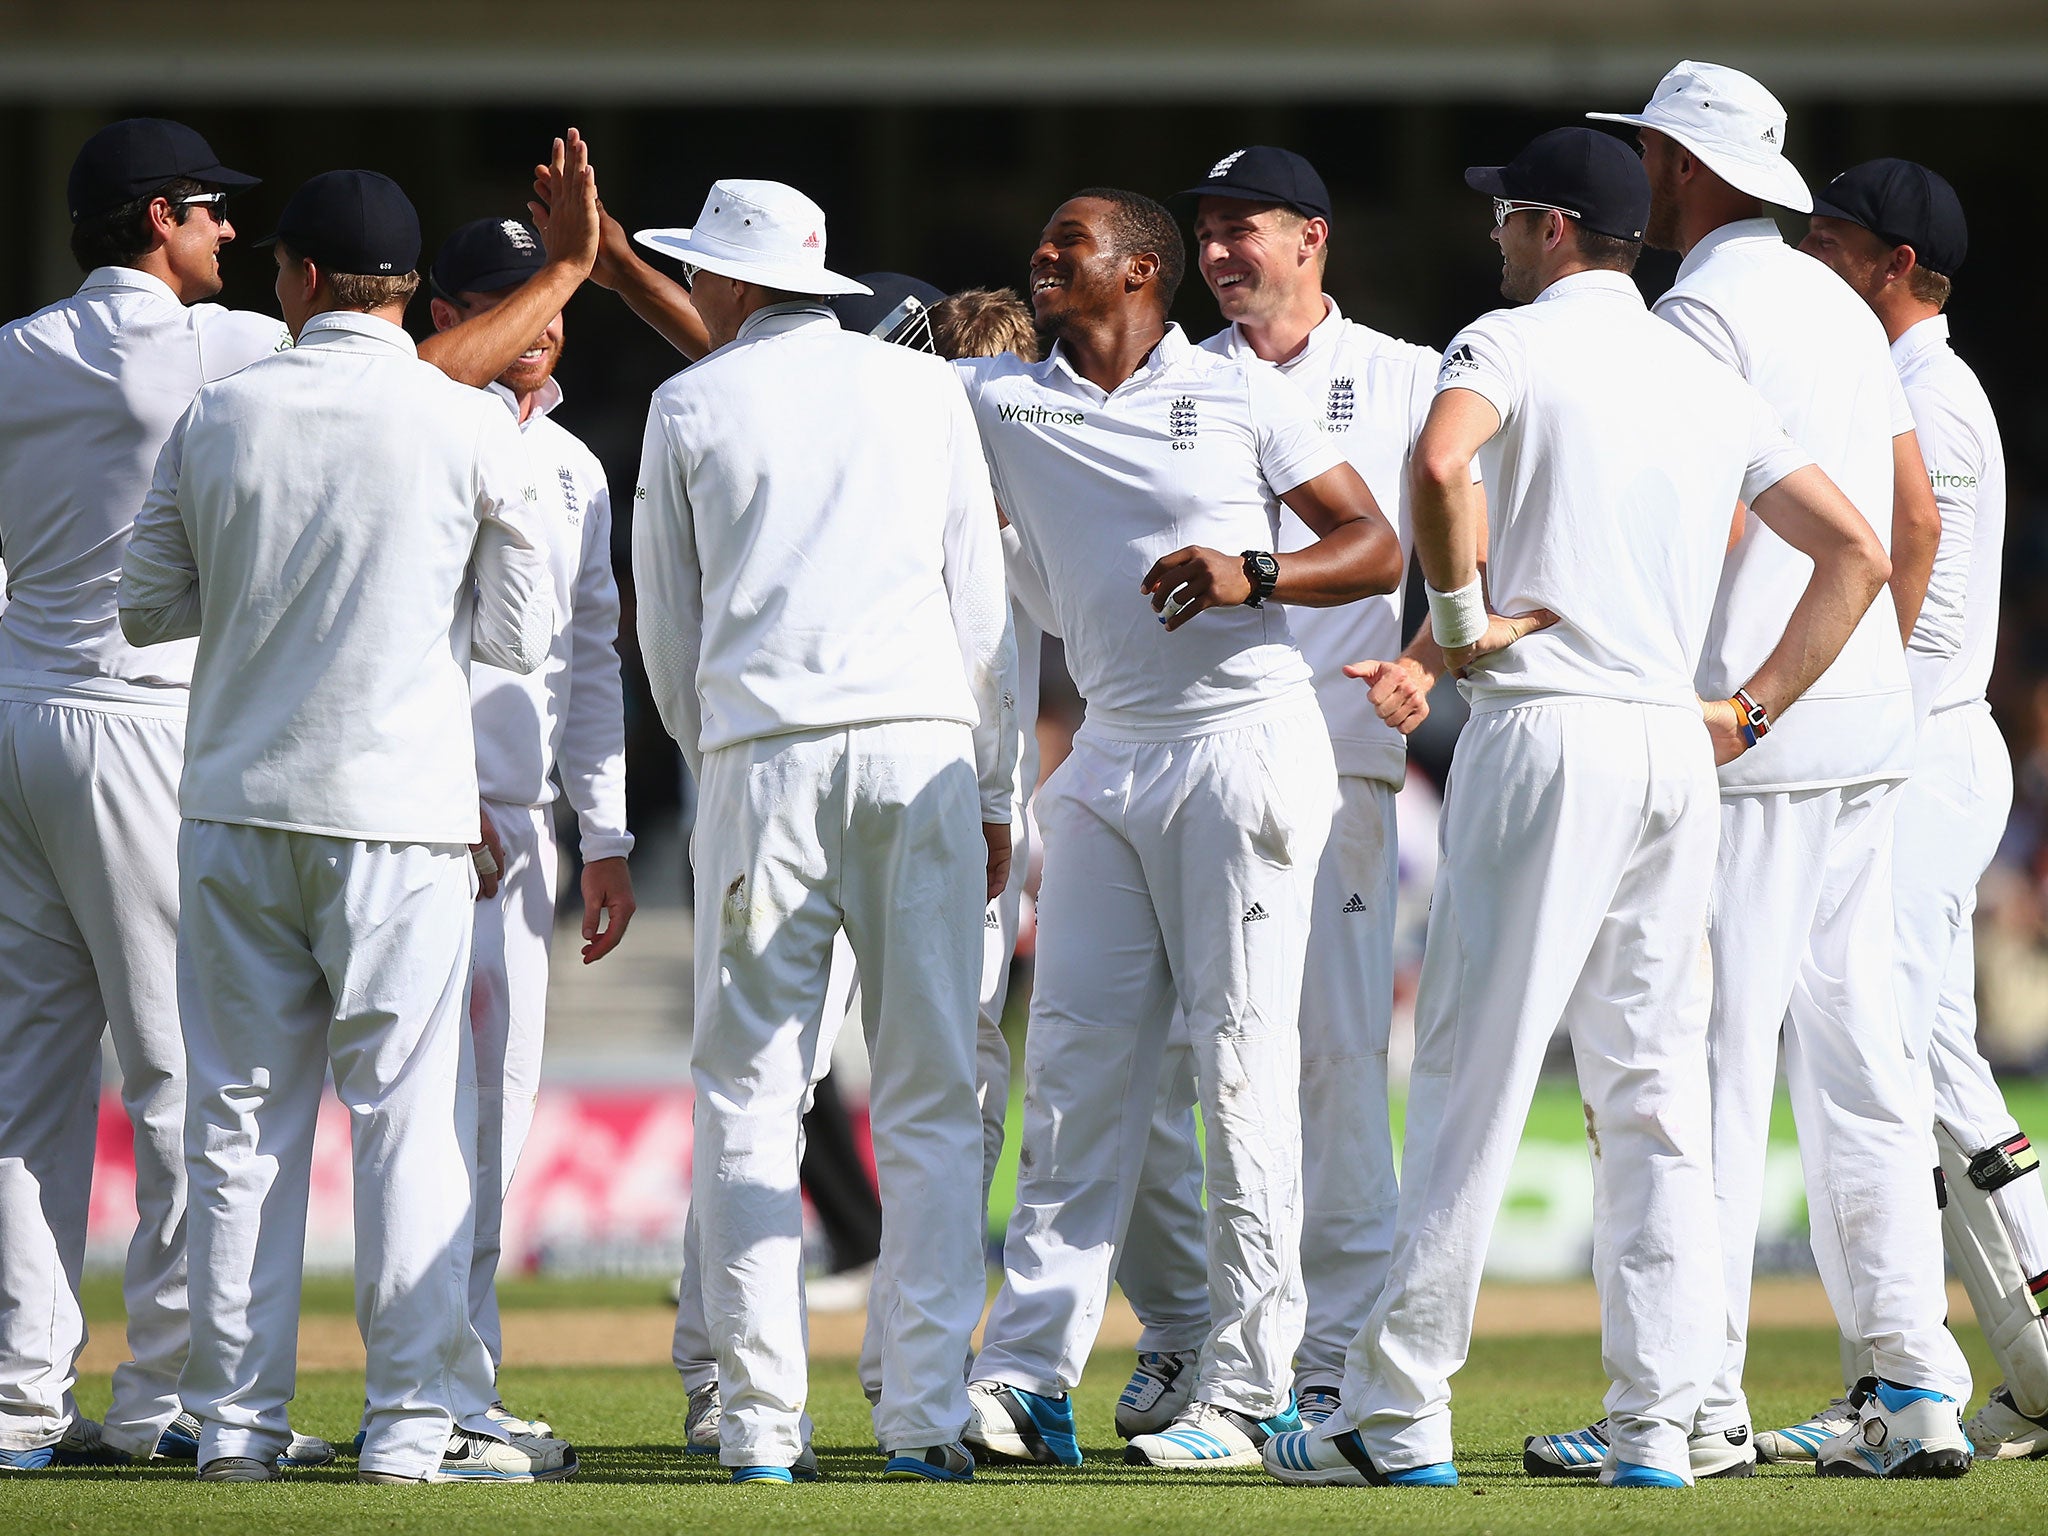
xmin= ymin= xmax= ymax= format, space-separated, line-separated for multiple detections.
xmin=1586 ymin=112 xmax=1813 ymax=213
xmin=632 ymin=227 xmax=873 ymax=297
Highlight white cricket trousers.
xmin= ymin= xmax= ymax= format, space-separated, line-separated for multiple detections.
xmin=690 ymin=719 xmax=987 ymax=1464
xmin=1340 ymin=698 xmax=1722 ymax=1480
xmin=1698 ymin=779 xmax=1972 ymax=1434
xmin=1886 ymin=703 xmax=2048 ymax=1388
xmin=0 ymin=692 xmax=188 ymax=1456
xmin=178 ymin=821 xmax=502 ymax=1478
xmin=465 ymin=798 xmax=558 ymax=1372
xmin=1114 ymin=775 xmax=1401 ymax=1391
xmin=974 ymin=705 xmax=1336 ymax=1419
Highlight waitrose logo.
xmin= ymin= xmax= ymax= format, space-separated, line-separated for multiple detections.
xmin=998 ymin=402 xmax=1085 ymax=425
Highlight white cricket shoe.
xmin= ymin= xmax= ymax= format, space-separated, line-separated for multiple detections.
xmin=1115 ymin=1350 xmax=1198 ymax=1439
xmin=1523 ymin=1416 xmax=1754 ymax=1478
xmin=962 ymin=1380 xmax=1083 ymax=1466
xmin=1966 ymin=1385 xmax=2048 ymax=1459
xmin=684 ymin=1383 xmax=721 ymax=1455
xmin=1755 ymin=1396 xmax=1855 ymax=1462
xmin=1124 ymin=1400 xmax=1300 ymax=1469
xmin=486 ymin=1401 xmax=553 ymax=1439
xmin=1264 ymin=1423 xmax=1459 ymax=1487
xmin=358 ymin=1428 xmax=580 ymax=1484
xmin=1815 ymin=1379 xmax=1971 ymax=1479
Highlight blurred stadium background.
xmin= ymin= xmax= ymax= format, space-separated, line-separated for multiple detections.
xmin=15 ymin=0 xmax=2048 ymax=1290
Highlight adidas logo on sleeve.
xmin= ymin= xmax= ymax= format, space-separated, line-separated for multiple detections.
xmin=1241 ymin=902 xmax=1270 ymax=923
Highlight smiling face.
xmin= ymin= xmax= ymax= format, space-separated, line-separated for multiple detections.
xmin=1491 ymin=208 xmax=1562 ymax=304
xmin=1192 ymin=196 xmax=1324 ymax=327
xmin=1028 ymin=197 xmax=1149 ymax=334
xmin=160 ymin=187 xmax=234 ymax=302
xmin=446 ymin=285 xmax=565 ymax=396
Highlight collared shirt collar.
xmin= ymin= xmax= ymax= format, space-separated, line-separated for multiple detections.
xmin=78 ymin=265 xmax=183 ymax=305
xmin=1674 ymin=217 xmax=1785 ymax=286
xmin=1219 ymin=295 xmax=1343 ymax=369
xmin=735 ymin=301 xmax=837 ymax=344
xmin=1533 ymin=268 xmax=1646 ymax=306
xmin=1891 ymin=313 xmax=1951 ymax=369
xmin=487 ymin=375 xmax=563 ymax=426
xmin=1045 ymin=323 xmax=1191 ymax=401
xmin=296 ymin=310 xmax=419 ymax=356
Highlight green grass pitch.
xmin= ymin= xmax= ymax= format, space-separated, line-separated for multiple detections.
xmin=3 ymin=1312 xmax=2042 ymax=1535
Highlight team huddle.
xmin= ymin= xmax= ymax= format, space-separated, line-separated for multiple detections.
xmin=0 ymin=53 xmax=2039 ymax=1493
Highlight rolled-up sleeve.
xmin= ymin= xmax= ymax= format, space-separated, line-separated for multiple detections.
xmin=119 ymin=411 xmax=203 ymax=645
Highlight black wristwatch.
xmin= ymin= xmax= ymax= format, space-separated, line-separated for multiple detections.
xmin=1241 ymin=550 xmax=1280 ymax=608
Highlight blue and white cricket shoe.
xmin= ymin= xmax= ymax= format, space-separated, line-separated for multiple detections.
xmin=1755 ymin=1396 xmax=1855 ymax=1462
xmin=883 ymin=1441 xmax=975 ymax=1482
xmin=0 ymin=1445 xmax=56 ymax=1471
xmin=1966 ymin=1385 xmax=2048 ymax=1460
xmin=684 ymin=1382 xmax=722 ymax=1455
xmin=1263 ymin=1424 xmax=1458 ymax=1487
xmin=1115 ymin=1350 xmax=1198 ymax=1439
xmin=357 ymin=1427 xmax=580 ymax=1484
xmin=1815 ymin=1379 xmax=1972 ymax=1479
xmin=1525 ymin=1416 xmax=1753 ymax=1478
xmin=962 ymin=1380 xmax=1083 ymax=1467
xmin=1296 ymin=1386 xmax=1342 ymax=1428
xmin=1126 ymin=1399 xmax=1301 ymax=1469
xmin=155 ymin=1411 xmax=336 ymax=1469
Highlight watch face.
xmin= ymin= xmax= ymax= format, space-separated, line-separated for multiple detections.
xmin=1253 ymin=554 xmax=1279 ymax=580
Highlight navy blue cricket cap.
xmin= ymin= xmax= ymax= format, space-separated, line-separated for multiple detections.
xmin=258 ymin=170 xmax=421 ymax=276
xmin=1465 ymin=127 xmax=1650 ymax=243
xmin=68 ymin=118 xmax=258 ymax=223
xmin=1813 ymin=159 xmax=1967 ymax=277
xmin=1176 ymin=146 xmax=1332 ymax=223
xmin=432 ymin=216 xmax=547 ymax=298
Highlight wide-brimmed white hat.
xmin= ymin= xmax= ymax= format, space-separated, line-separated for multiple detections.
xmin=1589 ymin=60 xmax=1812 ymax=214
xmin=634 ymin=179 xmax=871 ymax=297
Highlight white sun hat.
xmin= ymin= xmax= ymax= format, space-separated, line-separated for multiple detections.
xmin=634 ymin=179 xmax=872 ymax=297
xmin=1588 ymin=60 xmax=1813 ymax=214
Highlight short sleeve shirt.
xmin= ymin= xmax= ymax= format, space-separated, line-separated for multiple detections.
xmin=956 ymin=324 xmax=1342 ymax=739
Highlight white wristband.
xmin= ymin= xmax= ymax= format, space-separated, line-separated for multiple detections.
xmin=1425 ymin=577 xmax=1487 ymax=651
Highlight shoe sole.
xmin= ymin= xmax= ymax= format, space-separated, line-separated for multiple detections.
xmin=364 ymin=1450 xmax=580 ymax=1484
xmin=1123 ymin=1444 xmax=1263 ymax=1469
xmin=1817 ymin=1447 xmax=1971 ymax=1479
xmin=882 ymin=1458 xmax=972 ymax=1482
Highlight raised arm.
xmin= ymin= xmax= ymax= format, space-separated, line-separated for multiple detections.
xmin=119 ymin=416 xmax=203 ymax=645
xmin=416 ymin=130 xmax=600 ymax=387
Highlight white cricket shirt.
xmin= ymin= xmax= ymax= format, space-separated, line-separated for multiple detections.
xmin=471 ymin=378 xmax=633 ymax=862
xmin=1891 ymin=315 xmax=2005 ymax=718
xmin=1655 ymin=218 xmax=1918 ymax=791
xmin=0 ymin=267 xmax=288 ymax=702
xmin=1201 ymin=299 xmax=1435 ymax=786
xmin=633 ymin=303 xmax=1017 ymax=821
xmin=1438 ymin=269 xmax=1812 ymax=709
xmin=957 ymin=324 xmax=1343 ymax=741
xmin=119 ymin=311 xmax=555 ymax=845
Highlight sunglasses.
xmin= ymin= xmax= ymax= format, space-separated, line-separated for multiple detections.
xmin=680 ymin=261 xmax=700 ymax=290
xmin=1492 ymin=198 xmax=1581 ymax=228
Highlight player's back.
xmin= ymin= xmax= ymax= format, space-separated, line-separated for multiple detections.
xmin=1658 ymin=221 xmax=1914 ymax=788
xmin=0 ymin=269 xmax=284 ymax=687
xmin=650 ymin=307 xmax=986 ymax=754
xmin=1444 ymin=270 xmax=1806 ymax=710
xmin=172 ymin=312 xmax=523 ymax=841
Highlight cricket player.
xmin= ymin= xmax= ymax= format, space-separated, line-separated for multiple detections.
xmin=427 ymin=216 xmax=637 ymax=1439
xmin=1793 ymin=163 xmax=2045 ymax=1461
xmin=959 ymin=187 xmax=1402 ymax=1472
xmin=1265 ymin=124 xmax=1886 ymax=1492
xmin=1108 ymin=144 xmax=1456 ymax=1436
xmin=632 ymin=179 xmax=1016 ymax=1484
xmin=1526 ymin=61 xmax=1973 ymax=1480
xmin=119 ymin=169 xmax=574 ymax=1485
xmin=0 ymin=119 xmax=594 ymax=1472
